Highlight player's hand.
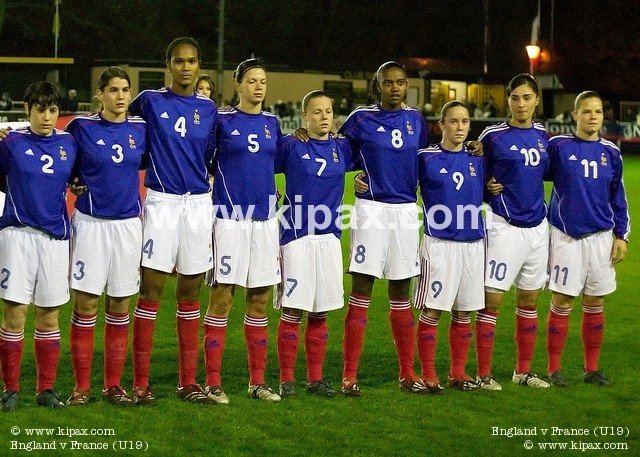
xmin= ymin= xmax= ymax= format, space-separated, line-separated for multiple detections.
xmin=0 ymin=127 xmax=10 ymax=141
xmin=466 ymin=140 xmax=483 ymax=156
xmin=611 ymin=238 xmax=627 ymax=264
xmin=354 ymin=173 xmax=369 ymax=193
xmin=69 ymin=178 xmax=87 ymax=196
xmin=486 ymin=177 xmax=503 ymax=195
xmin=293 ymin=127 xmax=310 ymax=142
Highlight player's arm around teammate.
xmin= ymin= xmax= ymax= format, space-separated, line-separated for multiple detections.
xmin=0 ymin=82 xmax=77 ymax=411
xmin=204 ymin=59 xmax=282 ymax=403
xmin=545 ymin=91 xmax=629 ymax=388
xmin=65 ymin=67 xmax=147 ymax=406
xmin=128 ymin=37 xmax=218 ymax=405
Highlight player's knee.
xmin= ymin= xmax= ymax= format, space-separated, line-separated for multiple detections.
xmin=582 ymin=294 xmax=605 ymax=309
xmin=551 ymin=292 xmax=574 ymax=309
xmin=34 ymin=306 xmax=60 ymax=332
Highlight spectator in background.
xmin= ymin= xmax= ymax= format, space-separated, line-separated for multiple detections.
xmin=62 ymin=89 xmax=79 ymax=112
xmin=338 ymin=98 xmax=351 ymax=116
xmin=422 ymin=102 xmax=435 ymax=117
xmin=195 ymin=75 xmax=216 ymax=102
xmin=0 ymin=92 xmax=12 ymax=111
xmin=482 ymin=96 xmax=497 ymax=118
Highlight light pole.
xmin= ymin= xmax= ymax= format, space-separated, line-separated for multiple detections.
xmin=526 ymin=45 xmax=541 ymax=75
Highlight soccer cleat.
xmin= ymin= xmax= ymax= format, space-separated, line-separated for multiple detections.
xmin=583 ymin=370 xmax=612 ymax=387
xmin=512 ymin=371 xmax=550 ymax=388
xmin=248 ymin=384 xmax=281 ymax=402
xmin=102 ymin=386 xmax=134 ymax=406
xmin=132 ymin=386 xmax=156 ymax=406
xmin=399 ymin=378 xmax=429 ymax=395
xmin=177 ymin=384 xmax=213 ymax=404
xmin=279 ymin=381 xmax=297 ymax=398
xmin=422 ymin=378 xmax=446 ymax=395
xmin=204 ymin=386 xmax=230 ymax=405
xmin=36 ymin=389 xmax=65 ymax=408
xmin=307 ymin=380 xmax=336 ymax=397
xmin=448 ymin=375 xmax=480 ymax=391
xmin=476 ymin=375 xmax=503 ymax=391
xmin=341 ymin=378 xmax=362 ymax=398
xmin=549 ymin=370 xmax=570 ymax=387
xmin=67 ymin=389 xmax=90 ymax=406
xmin=0 ymin=390 xmax=19 ymax=412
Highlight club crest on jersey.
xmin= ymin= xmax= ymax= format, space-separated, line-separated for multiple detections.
xmin=406 ymin=121 xmax=414 ymax=135
xmin=537 ymin=139 xmax=546 ymax=153
xmin=469 ymin=162 xmax=477 ymax=176
xmin=601 ymin=153 xmax=608 ymax=166
xmin=128 ymin=135 xmax=137 ymax=149
xmin=193 ymin=110 xmax=201 ymax=125
xmin=59 ymin=146 xmax=67 ymax=160
xmin=332 ymin=148 xmax=339 ymax=162
xmin=264 ymin=125 xmax=271 ymax=139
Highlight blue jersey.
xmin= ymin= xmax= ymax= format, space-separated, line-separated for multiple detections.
xmin=548 ymin=134 xmax=630 ymax=239
xmin=66 ymin=113 xmax=147 ymax=219
xmin=339 ymin=104 xmax=428 ymax=204
xmin=479 ymin=121 xmax=549 ymax=227
xmin=0 ymin=128 xmax=76 ymax=239
xmin=276 ymin=135 xmax=356 ymax=245
xmin=418 ymin=145 xmax=485 ymax=241
xmin=129 ymin=88 xmax=217 ymax=195
xmin=212 ymin=109 xmax=281 ymax=220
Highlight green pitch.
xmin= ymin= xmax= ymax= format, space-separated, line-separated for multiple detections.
xmin=2 ymin=158 xmax=639 ymax=456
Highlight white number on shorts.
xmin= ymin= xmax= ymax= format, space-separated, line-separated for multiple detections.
xmin=431 ymin=280 xmax=443 ymax=299
xmin=581 ymin=159 xmax=598 ymax=179
xmin=0 ymin=268 xmax=10 ymax=289
xmin=111 ymin=144 xmax=124 ymax=164
xmin=354 ymin=244 xmax=366 ymax=264
xmin=519 ymin=147 xmax=541 ymax=166
xmin=219 ymin=255 xmax=232 ymax=275
xmin=247 ymin=134 xmax=260 ymax=153
xmin=314 ymin=157 xmax=327 ymax=176
xmin=452 ymin=172 xmax=464 ymax=190
xmin=142 ymin=239 xmax=154 ymax=259
xmin=391 ymin=129 xmax=404 ymax=149
xmin=73 ymin=261 xmax=85 ymax=281
xmin=40 ymin=154 xmax=54 ymax=174
xmin=553 ymin=265 xmax=569 ymax=286
xmin=285 ymin=277 xmax=298 ymax=297
xmin=174 ymin=116 xmax=187 ymax=137
xmin=488 ymin=260 xmax=507 ymax=281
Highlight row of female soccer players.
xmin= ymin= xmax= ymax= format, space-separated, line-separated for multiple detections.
xmin=0 ymin=36 xmax=629 ymax=412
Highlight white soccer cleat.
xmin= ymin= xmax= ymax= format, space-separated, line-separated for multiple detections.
xmin=512 ymin=371 xmax=550 ymax=388
xmin=248 ymin=384 xmax=281 ymax=402
xmin=476 ymin=375 xmax=503 ymax=391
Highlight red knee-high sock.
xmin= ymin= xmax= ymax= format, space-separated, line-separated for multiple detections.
xmin=104 ymin=311 xmax=130 ymax=389
xmin=277 ymin=313 xmax=302 ymax=383
xmin=547 ymin=303 xmax=571 ymax=374
xmin=343 ymin=294 xmax=369 ymax=381
xmin=34 ymin=329 xmax=61 ymax=393
xmin=305 ymin=312 xmax=328 ymax=383
xmin=515 ymin=307 xmax=538 ymax=374
xmin=389 ymin=298 xmax=416 ymax=380
xmin=582 ymin=305 xmax=604 ymax=372
xmin=70 ymin=312 xmax=97 ymax=392
xmin=132 ymin=298 xmax=159 ymax=389
xmin=204 ymin=315 xmax=228 ymax=387
xmin=417 ymin=314 xmax=439 ymax=381
xmin=475 ymin=309 xmax=497 ymax=378
xmin=177 ymin=300 xmax=201 ymax=388
xmin=449 ymin=315 xmax=472 ymax=379
xmin=0 ymin=329 xmax=24 ymax=392
xmin=244 ymin=315 xmax=268 ymax=386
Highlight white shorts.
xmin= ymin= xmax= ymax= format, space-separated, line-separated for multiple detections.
xmin=275 ymin=235 xmax=344 ymax=313
xmin=71 ymin=211 xmax=142 ymax=297
xmin=485 ymin=215 xmax=549 ymax=291
xmin=0 ymin=226 xmax=70 ymax=307
xmin=211 ymin=217 xmax=280 ymax=288
xmin=141 ymin=189 xmax=213 ymax=275
xmin=348 ymin=199 xmax=420 ymax=280
xmin=548 ymin=227 xmax=616 ymax=297
xmin=414 ymin=236 xmax=484 ymax=312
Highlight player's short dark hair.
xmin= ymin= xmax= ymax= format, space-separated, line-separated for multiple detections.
xmin=371 ymin=61 xmax=406 ymax=101
xmin=302 ymin=90 xmax=332 ymax=112
xmin=166 ymin=37 xmax=201 ymax=62
xmin=574 ymin=91 xmax=601 ymax=111
xmin=507 ymin=73 xmax=539 ymax=96
xmin=439 ymin=100 xmax=468 ymax=121
xmin=233 ymin=58 xmax=265 ymax=83
xmin=23 ymin=81 xmax=61 ymax=112
xmin=97 ymin=66 xmax=131 ymax=91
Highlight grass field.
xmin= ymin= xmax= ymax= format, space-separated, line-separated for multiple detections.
xmin=2 ymin=157 xmax=639 ymax=457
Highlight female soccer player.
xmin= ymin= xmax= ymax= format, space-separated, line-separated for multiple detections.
xmin=128 ymin=37 xmax=218 ymax=404
xmin=275 ymin=90 xmax=356 ymax=398
xmin=413 ymin=101 xmax=484 ymax=393
xmin=545 ymin=91 xmax=629 ymax=387
xmin=476 ymin=73 xmax=550 ymax=390
xmin=195 ymin=75 xmax=215 ymax=101
xmin=0 ymin=81 xmax=76 ymax=411
xmin=204 ymin=58 xmax=282 ymax=403
xmin=65 ymin=66 xmax=147 ymax=406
